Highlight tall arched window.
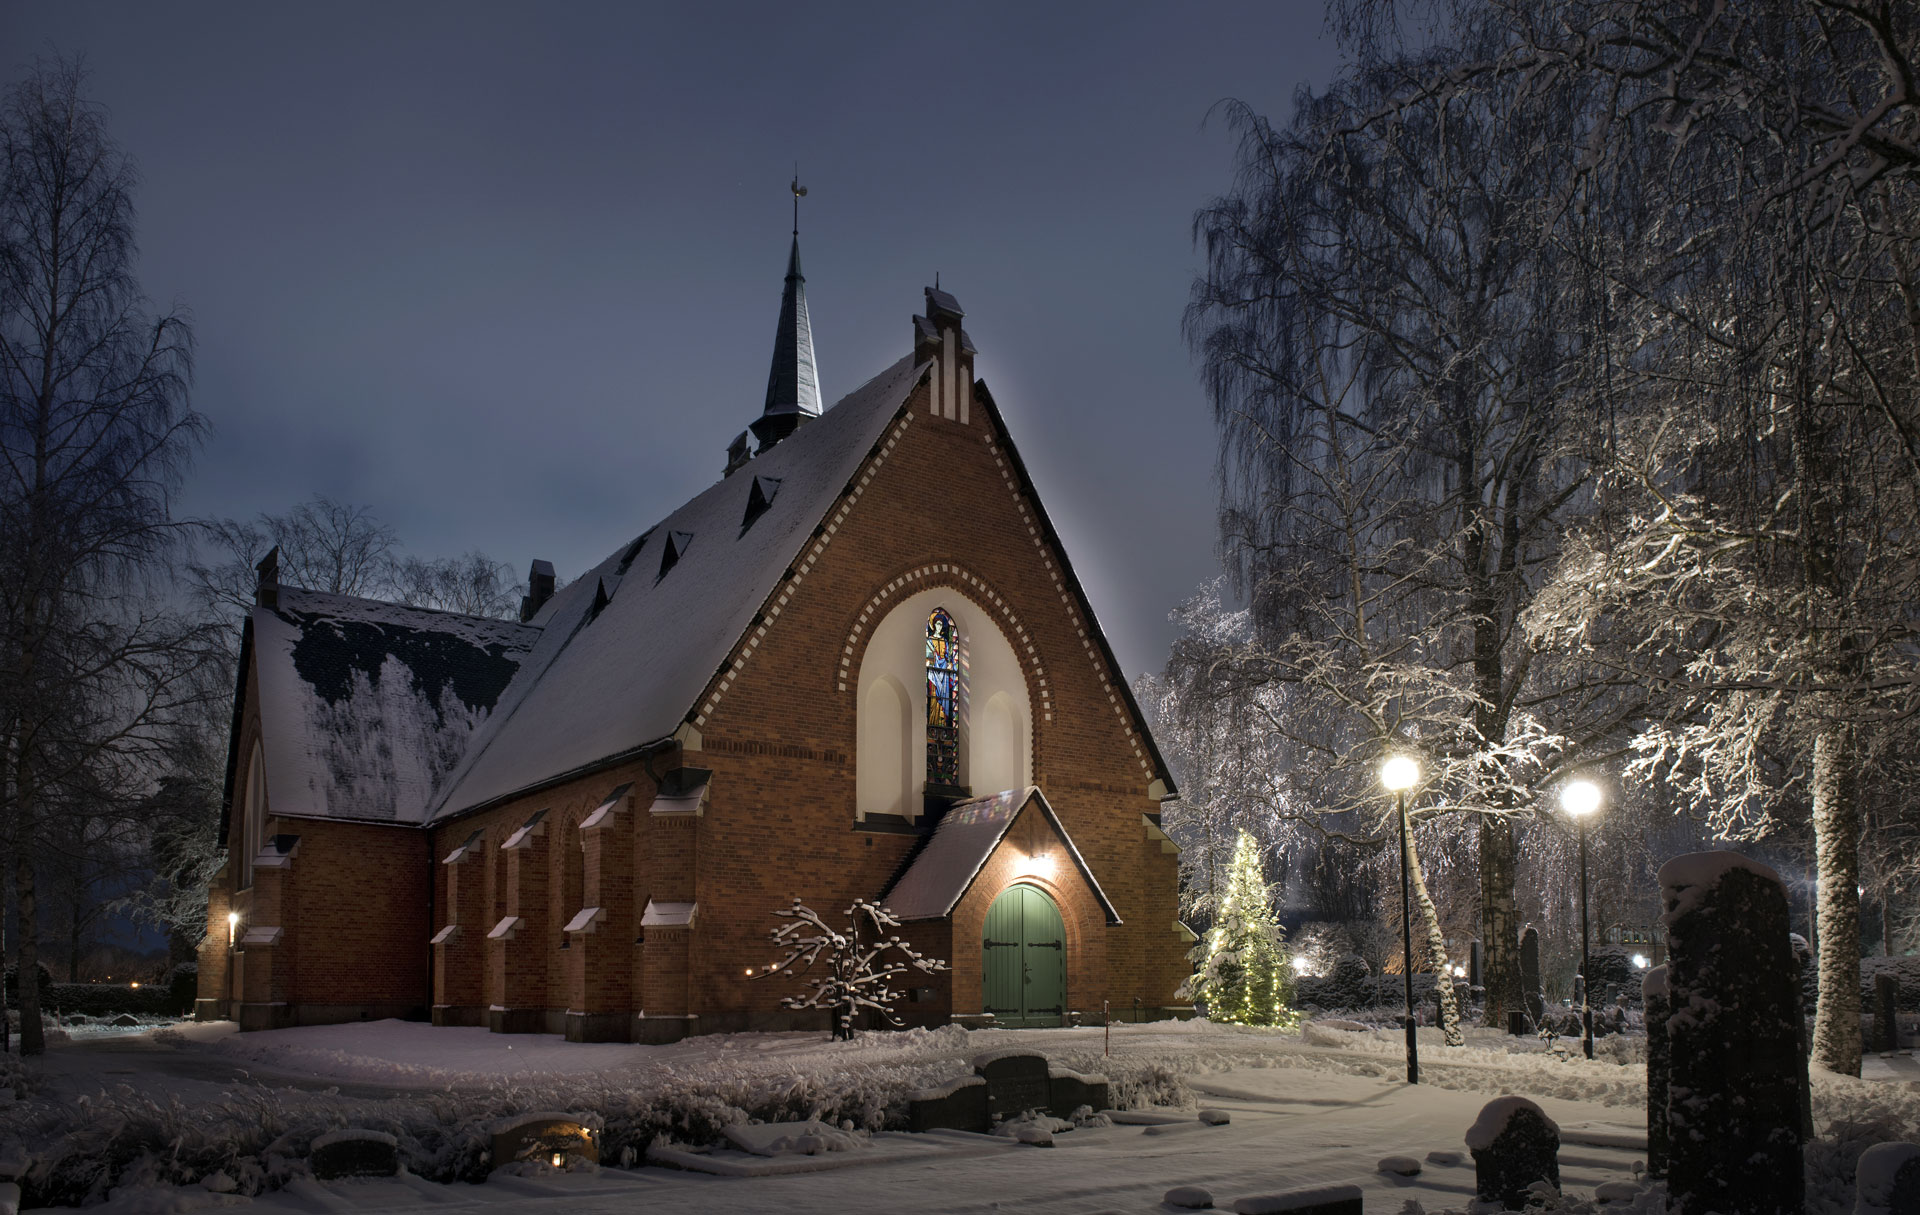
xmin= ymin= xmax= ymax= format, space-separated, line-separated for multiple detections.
xmin=925 ymin=607 xmax=959 ymax=788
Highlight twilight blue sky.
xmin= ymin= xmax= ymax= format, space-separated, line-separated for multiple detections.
xmin=4 ymin=2 xmax=1337 ymax=679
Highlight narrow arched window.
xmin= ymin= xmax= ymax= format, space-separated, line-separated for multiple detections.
xmin=925 ymin=607 xmax=959 ymax=788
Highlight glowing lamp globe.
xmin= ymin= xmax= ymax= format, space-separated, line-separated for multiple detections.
xmin=1380 ymin=755 xmax=1421 ymax=792
xmin=1562 ymin=779 xmax=1602 ymax=817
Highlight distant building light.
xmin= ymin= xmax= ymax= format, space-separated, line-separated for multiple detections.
xmin=1631 ymin=953 xmax=1649 ymax=970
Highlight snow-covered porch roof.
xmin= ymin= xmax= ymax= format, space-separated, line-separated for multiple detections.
xmin=880 ymin=787 xmax=1121 ymax=924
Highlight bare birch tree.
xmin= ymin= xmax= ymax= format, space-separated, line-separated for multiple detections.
xmin=0 ymin=58 xmax=215 ymax=1052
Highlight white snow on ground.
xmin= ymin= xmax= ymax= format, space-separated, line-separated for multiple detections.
xmin=13 ymin=1017 xmax=1920 ymax=1214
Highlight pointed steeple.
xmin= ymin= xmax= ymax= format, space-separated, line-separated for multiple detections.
xmin=750 ymin=177 xmax=820 ymax=453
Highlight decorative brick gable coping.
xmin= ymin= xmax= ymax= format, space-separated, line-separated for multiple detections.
xmin=693 ymin=408 xmax=921 ymax=732
xmin=978 ymin=427 xmax=1152 ymax=783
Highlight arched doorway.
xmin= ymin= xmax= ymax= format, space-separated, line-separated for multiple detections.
xmin=982 ymin=884 xmax=1065 ymax=1027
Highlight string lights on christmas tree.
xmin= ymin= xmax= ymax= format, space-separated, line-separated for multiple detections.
xmin=1178 ymin=830 xmax=1300 ymax=1028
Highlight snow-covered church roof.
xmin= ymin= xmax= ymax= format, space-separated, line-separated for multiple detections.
xmin=422 ymin=353 xmax=928 ymax=819
xmin=250 ymin=588 xmax=540 ymax=823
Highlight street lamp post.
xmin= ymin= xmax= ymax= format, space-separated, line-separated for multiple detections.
xmin=1382 ymin=755 xmax=1422 ymax=1085
xmin=1562 ymin=779 xmax=1603 ymax=1060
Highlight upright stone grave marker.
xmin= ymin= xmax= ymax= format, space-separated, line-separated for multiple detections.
xmin=1466 ymin=1096 xmax=1559 ymax=1210
xmin=1520 ymin=926 xmax=1545 ymax=1028
xmin=1659 ymin=851 xmax=1805 ymax=1215
xmin=1875 ymin=974 xmax=1900 ymax=1054
xmin=974 ymin=1048 xmax=1053 ymax=1123
xmin=1642 ymin=965 xmax=1670 ymax=1180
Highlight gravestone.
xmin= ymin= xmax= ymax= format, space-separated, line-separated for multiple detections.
xmin=1642 ymin=965 xmax=1670 ymax=1180
xmin=1875 ymin=974 xmax=1901 ymax=1054
xmin=1046 ymin=1065 xmax=1109 ymax=1118
xmin=310 ymin=1129 xmax=399 ymax=1180
xmin=1659 ymin=851 xmax=1805 ymax=1215
xmin=1466 ymin=1096 xmax=1560 ymax=1210
xmin=907 ymin=1075 xmax=988 ymax=1133
xmin=973 ymin=1049 xmax=1054 ymax=1122
xmin=1852 ymin=1141 xmax=1920 ymax=1215
xmin=1520 ymin=927 xmax=1545 ymax=1027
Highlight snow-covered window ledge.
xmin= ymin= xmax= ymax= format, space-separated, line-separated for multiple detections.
xmin=502 ymin=808 xmax=549 ymax=851
xmin=648 ymin=768 xmax=712 ymax=817
xmin=430 ymin=924 xmax=460 ymax=946
xmin=564 ymin=907 xmax=605 ymax=934
xmin=1175 ymin=920 xmax=1198 ymax=943
xmin=442 ymin=828 xmax=485 ymax=865
xmin=641 ymin=900 xmax=697 ymax=928
xmin=580 ymin=783 xmax=634 ymax=832
xmin=1141 ymin=815 xmax=1178 ymax=855
xmin=240 ymin=926 xmax=283 ymax=947
xmin=254 ymin=834 xmax=302 ymax=869
xmin=487 ymin=916 xmax=524 ymax=941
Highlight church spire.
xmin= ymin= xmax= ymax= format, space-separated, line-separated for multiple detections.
xmin=749 ymin=174 xmax=820 ymax=454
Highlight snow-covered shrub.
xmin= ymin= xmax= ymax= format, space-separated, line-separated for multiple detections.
xmin=758 ymin=898 xmax=948 ymax=1040
xmin=1178 ymin=831 xmax=1301 ymax=1027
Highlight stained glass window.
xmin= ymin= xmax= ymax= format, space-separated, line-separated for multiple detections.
xmin=926 ymin=607 xmax=959 ymax=787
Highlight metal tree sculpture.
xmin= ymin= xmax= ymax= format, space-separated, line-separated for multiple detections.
xmin=760 ymin=898 xmax=948 ymax=1040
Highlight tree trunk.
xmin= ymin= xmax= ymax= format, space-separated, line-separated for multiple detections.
xmin=1479 ymin=816 xmax=1523 ymax=1027
xmin=15 ymin=845 xmax=42 ymax=1056
xmin=1810 ymin=726 xmax=1861 ymax=1075
xmin=1407 ymin=833 xmax=1463 ymax=1046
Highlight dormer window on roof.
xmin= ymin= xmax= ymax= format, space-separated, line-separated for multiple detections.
xmin=742 ymin=476 xmax=782 ymax=534
xmin=615 ymin=530 xmax=652 ymax=577
xmin=659 ymin=530 xmax=694 ymax=581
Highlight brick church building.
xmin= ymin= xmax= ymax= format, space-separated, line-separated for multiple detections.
xmin=197 ymin=235 xmax=1191 ymax=1041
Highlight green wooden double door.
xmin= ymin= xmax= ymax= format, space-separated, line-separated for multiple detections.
xmin=982 ymin=883 xmax=1066 ymax=1027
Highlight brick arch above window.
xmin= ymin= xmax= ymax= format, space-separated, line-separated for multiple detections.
xmin=836 ymin=563 xmax=1053 ymax=728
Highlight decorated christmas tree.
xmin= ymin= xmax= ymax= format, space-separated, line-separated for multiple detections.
xmin=1179 ymin=830 xmax=1299 ymax=1027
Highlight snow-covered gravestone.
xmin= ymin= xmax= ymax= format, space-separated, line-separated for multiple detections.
xmin=1853 ymin=1141 xmax=1920 ymax=1215
xmin=1659 ymin=851 xmax=1805 ymax=1215
xmin=1642 ymin=965 xmax=1670 ymax=1180
xmin=1466 ymin=1096 xmax=1560 ymax=1210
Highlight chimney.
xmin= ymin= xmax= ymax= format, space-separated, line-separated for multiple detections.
xmin=914 ymin=284 xmax=974 ymax=425
xmin=724 ymin=430 xmax=752 ymax=477
xmin=254 ymin=545 xmax=280 ymax=608
xmin=520 ymin=558 xmax=556 ymax=622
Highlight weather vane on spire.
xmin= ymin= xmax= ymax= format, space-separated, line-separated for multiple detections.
xmin=791 ymin=165 xmax=807 ymax=236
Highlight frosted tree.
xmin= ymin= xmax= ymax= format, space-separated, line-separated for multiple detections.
xmin=1508 ymin=0 xmax=1920 ymax=1076
xmin=1178 ymin=830 xmax=1300 ymax=1027
xmin=1182 ymin=18 xmax=1659 ymax=1031
xmin=760 ymin=898 xmax=947 ymax=1041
